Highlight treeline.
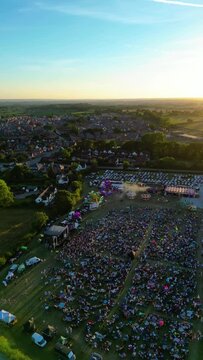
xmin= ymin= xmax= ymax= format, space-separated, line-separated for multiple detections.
xmin=123 ymin=132 xmax=203 ymax=170
xmin=75 ymin=132 xmax=203 ymax=171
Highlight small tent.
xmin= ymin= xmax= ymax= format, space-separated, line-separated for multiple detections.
xmin=23 ymin=317 xmax=36 ymax=333
xmin=0 ymin=310 xmax=16 ymax=325
xmin=17 ymin=263 xmax=26 ymax=273
xmin=20 ymin=246 xmax=28 ymax=251
xmin=42 ymin=325 xmax=56 ymax=341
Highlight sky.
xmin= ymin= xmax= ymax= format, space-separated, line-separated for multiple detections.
xmin=0 ymin=0 xmax=203 ymax=99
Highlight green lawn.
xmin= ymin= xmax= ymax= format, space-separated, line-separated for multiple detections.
xmin=0 ymin=207 xmax=36 ymax=256
xmin=168 ymin=113 xmax=203 ymax=136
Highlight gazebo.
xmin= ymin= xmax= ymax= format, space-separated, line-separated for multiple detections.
xmin=44 ymin=224 xmax=69 ymax=248
xmin=0 ymin=310 xmax=17 ymax=325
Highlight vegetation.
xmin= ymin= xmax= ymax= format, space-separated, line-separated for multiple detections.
xmin=53 ymin=190 xmax=75 ymax=215
xmin=90 ymin=158 xmax=98 ymax=171
xmin=0 ymin=336 xmax=31 ymax=360
xmin=66 ymin=123 xmax=79 ymax=135
xmin=1 ymin=101 xmax=203 ymax=360
xmin=123 ymin=160 xmax=130 ymax=170
xmin=0 ymin=179 xmax=14 ymax=207
xmin=0 ymin=207 xmax=35 ymax=257
xmin=71 ymin=180 xmax=83 ymax=192
xmin=32 ymin=211 xmax=49 ymax=231
xmin=5 ymin=165 xmax=33 ymax=183
xmin=0 ymin=197 xmax=202 ymax=360
xmin=0 ymin=256 xmax=6 ymax=267
xmin=61 ymin=148 xmax=72 ymax=161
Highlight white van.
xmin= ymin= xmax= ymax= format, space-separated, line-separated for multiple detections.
xmin=25 ymin=257 xmax=41 ymax=267
xmin=32 ymin=333 xmax=47 ymax=347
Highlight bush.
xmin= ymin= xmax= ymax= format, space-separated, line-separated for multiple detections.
xmin=32 ymin=211 xmax=49 ymax=231
xmin=54 ymin=190 xmax=74 ymax=215
xmin=22 ymin=232 xmax=35 ymax=243
xmin=0 ymin=179 xmax=14 ymax=207
xmin=0 ymin=256 xmax=6 ymax=267
xmin=71 ymin=180 xmax=83 ymax=192
xmin=74 ymin=188 xmax=82 ymax=202
xmin=123 ymin=160 xmax=130 ymax=170
xmin=5 ymin=251 xmax=14 ymax=260
xmin=0 ymin=336 xmax=31 ymax=360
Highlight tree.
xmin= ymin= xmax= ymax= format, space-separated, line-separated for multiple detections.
xmin=0 ymin=336 xmax=31 ymax=360
xmin=0 ymin=153 xmax=6 ymax=161
xmin=77 ymin=140 xmax=94 ymax=150
xmin=0 ymin=179 xmax=14 ymax=207
xmin=121 ymin=140 xmax=140 ymax=152
xmin=141 ymin=132 xmax=166 ymax=149
xmin=54 ymin=190 xmax=74 ymax=215
xmin=32 ymin=211 xmax=49 ymax=231
xmin=7 ymin=164 xmax=32 ymax=182
xmin=71 ymin=180 xmax=83 ymax=192
xmin=158 ymin=156 xmax=176 ymax=169
xmin=67 ymin=124 xmax=79 ymax=135
xmin=123 ymin=160 xmax=130 ymax=170
xmin=70 ymin=162 xmax=79 ymax=171
xmin=43 ymin=124 xmax=54 ymax=131
xmin=47 ymin=166 xmax=56 ymax=179
xmin=62 ymin=148 xmax=72 ymax=161
xmin=0 ymin=256 xmax=6 ymax=267
xmin=74 ymin=188 xmax=82 ymax=203
xmin=90 ymin=159 xmax=98 ymax=170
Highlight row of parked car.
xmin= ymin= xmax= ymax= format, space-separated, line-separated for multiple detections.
xmin=2 ymin=256 xmax=41 ymax=287
xmin=92 ymin=169 xmax=203 ymax=189
xmin=31 ymin=331 xmax=102 ymax=359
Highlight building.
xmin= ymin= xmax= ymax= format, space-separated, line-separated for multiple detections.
xmin=35 ymin=186 xmax=57 ymax=206
xmin=57 ymin=175 xmax=69 ymax=185
xmin=44 ymin=224 xmax=69 ymax=248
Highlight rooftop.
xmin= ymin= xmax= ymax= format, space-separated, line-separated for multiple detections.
xmin=44 ymin=225 xmax=68 ymax=237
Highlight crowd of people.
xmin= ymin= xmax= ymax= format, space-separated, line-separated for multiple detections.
xmin=144 ymin=208 xmax=199 ymax=268
xmin=40 ymin=207 xmax=202 ymax=359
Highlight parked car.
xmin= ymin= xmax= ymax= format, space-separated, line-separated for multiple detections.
xmin=55 ymin=343 xmax=76 ymax=359
xmin=2 ymin=271 xmax=15 ymax=286
xmin=9 ymin=264 xmax=18 ymax=272
xmin=32 ymin=332 xmax=47 ymax=347
xmin=90 ymin=353 xmax=103 ymax=360
xmin=25 ymin=257 xmax=41 ymax=267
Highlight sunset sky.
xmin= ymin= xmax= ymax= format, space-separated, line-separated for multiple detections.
xmin=1 ymin=0 xmax=203 ymax=99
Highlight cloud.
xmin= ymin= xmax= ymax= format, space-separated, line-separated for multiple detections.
xmin=153 ymin=0 xmax=203 ymax=7
xmin=33 ymin=1 xmax=172 ymax=24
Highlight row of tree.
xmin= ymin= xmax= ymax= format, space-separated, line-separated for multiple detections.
xmin=73 ymin=133 xmax=203 ymax=170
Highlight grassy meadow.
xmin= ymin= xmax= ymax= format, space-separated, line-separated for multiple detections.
xmin=0 ymin=207 xmax=35 ymax=257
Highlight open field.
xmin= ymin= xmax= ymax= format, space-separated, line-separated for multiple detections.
xmin=167 ymin=112 xmax=203 ymax=139
xmin=0 ymin=207 xmax=36 ymax=256
xmin=0 ymin=194 xmax=202 ymax=360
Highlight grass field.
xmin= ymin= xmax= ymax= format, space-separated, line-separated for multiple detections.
xmin=0 ymin=195 xmax=202 ymax=360
xmin=0 ymin=207 xmax=36 ymax=256
xmin=167 ymin=112 xmax=203 ymax=137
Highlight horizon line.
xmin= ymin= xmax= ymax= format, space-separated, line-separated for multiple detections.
xmin=1 ymin=97 xmax=203 ymax=101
